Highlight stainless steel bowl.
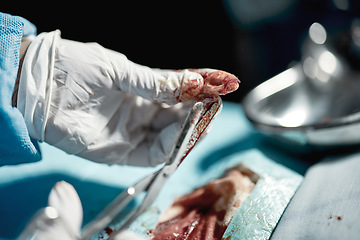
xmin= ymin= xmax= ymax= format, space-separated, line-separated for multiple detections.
xmin=243 ymin=21 xmax=360 ymax=147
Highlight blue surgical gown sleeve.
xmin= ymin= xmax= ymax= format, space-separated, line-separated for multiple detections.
xmin=0 ymin=12 xmax=41 ymax=166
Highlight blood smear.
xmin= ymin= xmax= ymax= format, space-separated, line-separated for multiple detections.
xmin=151 ymin=164 xmax=258 ymax=240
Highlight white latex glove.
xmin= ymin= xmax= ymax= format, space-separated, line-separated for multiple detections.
xmin=17 ymin=30 xmax=239 ymax=166
xmin=18 ymin=181 xmax=145 ymax=240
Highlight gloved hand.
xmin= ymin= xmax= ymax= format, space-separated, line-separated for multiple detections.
xmin=17 ymin=30 xmax=239 ymax=166
xmin=18 ymin=181 xmax=145 ymax=240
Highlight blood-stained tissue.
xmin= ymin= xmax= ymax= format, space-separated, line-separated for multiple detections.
xmin=151 ymin=164 xmax=258 ymax=240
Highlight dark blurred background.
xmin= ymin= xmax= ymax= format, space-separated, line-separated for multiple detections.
xmin=3 ymin=0 xmax=359 ymax=102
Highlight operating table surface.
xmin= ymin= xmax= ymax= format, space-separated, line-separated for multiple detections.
xmin=0 ymin=101 xmax=359 ymax=239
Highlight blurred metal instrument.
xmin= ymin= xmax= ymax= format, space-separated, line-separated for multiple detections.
xmin=18 ymin=207 xmax=80 ymax=240
xmin=81 ymin=98 xmax=222 ymax=239
xmin=243 ymin=20 xmax=360 ymax=147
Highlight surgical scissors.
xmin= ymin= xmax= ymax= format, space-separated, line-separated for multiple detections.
xmin=81 ymin=99 xmax=222 ymax=239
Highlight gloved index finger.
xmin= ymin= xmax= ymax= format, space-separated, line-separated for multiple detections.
xmin=105 ymin=48 xmax=203 ymax=105
xmin=106 ymin=48 xmax=239 ymax=104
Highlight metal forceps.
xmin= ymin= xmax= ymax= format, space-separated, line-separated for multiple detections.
xmin=80 ymin=100 xmax=221 ymax=239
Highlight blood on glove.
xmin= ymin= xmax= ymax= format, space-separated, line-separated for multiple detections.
xmin=177 ymin=69 xmax=240 ymax=102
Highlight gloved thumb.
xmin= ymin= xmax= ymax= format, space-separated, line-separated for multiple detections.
xmin=125 ymin=121 xmax=181 ymax=167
